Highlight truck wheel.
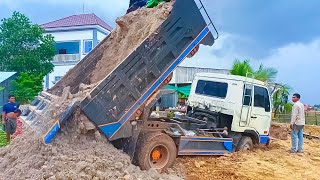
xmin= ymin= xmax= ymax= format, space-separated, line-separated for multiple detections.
xmin=236 ymin=136 xmax=253 ymax=151
xmin=136 ymin=132 xmax=177 ymax=171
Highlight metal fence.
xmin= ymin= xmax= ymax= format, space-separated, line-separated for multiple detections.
xmin=273 ymin=111 xmax=320 ymax=125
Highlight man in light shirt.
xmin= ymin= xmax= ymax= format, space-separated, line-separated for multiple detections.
xmin=290 ymin=93 xmax=305 ymax=153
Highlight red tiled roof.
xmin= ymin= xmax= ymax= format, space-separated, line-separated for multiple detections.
xmin=41 ymin=13 xmax=112 ymax=31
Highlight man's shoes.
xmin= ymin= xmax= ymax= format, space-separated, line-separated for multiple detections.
xmin=289 ymin=150 xmax=296 ymax=153
xmin=297 ymin=150 xmax=303 ymax=153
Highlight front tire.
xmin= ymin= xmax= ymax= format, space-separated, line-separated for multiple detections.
xmin=236 ymin=136 xmax=253 ymax=151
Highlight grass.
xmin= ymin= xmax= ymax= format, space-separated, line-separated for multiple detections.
xmin=0 ymin=124 xmax=8 ymax=147
xmin=273 ymin=113 xmax=320 ymax=125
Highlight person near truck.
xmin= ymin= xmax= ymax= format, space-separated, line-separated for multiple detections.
xmin=290 ymin=93 xmax=305 ymax=153
xmin=2 ymin=95 xmax=20 ymax=142
xmin=4 ymin=109 xmax=22 ymax=142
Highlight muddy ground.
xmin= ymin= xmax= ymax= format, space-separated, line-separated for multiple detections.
xmin=172 ymin=124 xmax=320 ymax=180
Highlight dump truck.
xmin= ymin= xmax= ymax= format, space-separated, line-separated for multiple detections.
xmin=20 ymin=0 xmax=270 ymax=171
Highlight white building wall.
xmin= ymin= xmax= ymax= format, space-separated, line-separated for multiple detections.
xmin=97 ymin=31 xmax=107 ymax=41
xmin=45 ymin=30 xmax=94 ymax=59
xmin=46 ymin=64 xmax=76 ymax=89
xmin=44 ymin=28 xmax=109 ymax=89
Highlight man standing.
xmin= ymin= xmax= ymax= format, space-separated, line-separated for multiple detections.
xmin=290 ymin=93 xmax=305 ymax=153
xmin=2 ymin=95 xmax=19 ymax=141
xmin=4 ymin=109 xmax=21 ymax=142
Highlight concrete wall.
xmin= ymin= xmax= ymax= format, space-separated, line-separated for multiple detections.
xmin=170 ymin=66 xmax=230 ymax=84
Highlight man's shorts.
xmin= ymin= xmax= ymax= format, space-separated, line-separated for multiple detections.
xmin=4 ymin=118 xmax=17 ymax=135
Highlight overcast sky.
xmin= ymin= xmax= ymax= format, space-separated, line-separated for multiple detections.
xmin=1 ymin=0 xmax=320 ymax=105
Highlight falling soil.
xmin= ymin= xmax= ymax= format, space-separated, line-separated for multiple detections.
xmin=49 ymin=2 xmax=173 ymax=95
xmin=0 ymin=109 xmax=181 ymax=180
xmin=0 ymin=2 xmax=179 ymax=176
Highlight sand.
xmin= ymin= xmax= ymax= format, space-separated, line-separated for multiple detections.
xmin=0 ymin=109 xmax=181 ymax=180
xmin=173 ymin=125 xmax=320 ymax=180
xmin=90 ymin=2 xmax=172 ymax=83
xmin=0 ymin=2 xmax=183 ymax=179
xmin=48 ymin=2 xmax=173 ymax=95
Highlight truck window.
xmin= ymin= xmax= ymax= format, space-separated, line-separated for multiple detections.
xmin=195 ymin=80 xmax=228 ymax=98
xmin=254 ymin=86 xmax=271 ymax=112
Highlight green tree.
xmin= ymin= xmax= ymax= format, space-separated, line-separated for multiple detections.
xmin=0 ymin=11 xmax=55 ymax=75
xmin=11 ymin=73 xmax=43 ymax=104
xmin=230 ymin=59 xmax=278 ymax=83
xmin=254 ymin=64 xmax=278 ymax=82
xmin=272 ymin=84 xmax=292 ymax=115
xmin=230 ymin=59 xmax=253 ymax=77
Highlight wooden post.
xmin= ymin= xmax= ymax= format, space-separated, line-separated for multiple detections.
xmin=315 ymin=111 xmax=318 ymax=126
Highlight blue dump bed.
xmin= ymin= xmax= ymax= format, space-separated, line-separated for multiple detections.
xmin=38 ymin=0 xmax=216 ymax=143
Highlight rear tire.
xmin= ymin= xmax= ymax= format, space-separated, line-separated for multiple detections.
xmin=136 ymin=132 xmax=177 ymax=171
xmin=236 ymin=136 xmax=253 ymax=151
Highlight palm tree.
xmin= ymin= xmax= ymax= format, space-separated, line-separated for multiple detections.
xmin=254 ymin=64 xmax=278 ymax=82
xmin=230 ymin=59 xmax=253 ymax=77
xmin=230 ymin=60 xmax=278 ymax=83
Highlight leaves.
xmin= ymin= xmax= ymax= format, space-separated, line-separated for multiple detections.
xmin=11 ymin=72 xmax=43 ymax=104
xmin=254 ymin=64 xmax=278 ymax=82
xmin=0 ymin=11 xmax=55 ymax=75
xmin=230 ymin=59 xmax=253 ymax=77
xmin=0 ymin=12 xmax=55 ymax=103
xmin=230 ymin=60 xmax=278 ymax=83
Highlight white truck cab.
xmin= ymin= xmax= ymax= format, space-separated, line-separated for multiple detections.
xmin=187 ymin=72 xmax=272 ymax=148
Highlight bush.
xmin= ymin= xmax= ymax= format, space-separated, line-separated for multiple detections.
xmin=11 ymin=72 xmax=43 ymax=104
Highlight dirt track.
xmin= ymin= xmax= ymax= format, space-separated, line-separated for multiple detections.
xmin=172 ymin=124 xmax=320 ymax=180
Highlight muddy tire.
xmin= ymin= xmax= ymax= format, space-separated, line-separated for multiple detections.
xmin=236 ymin=136 xmax=253 ymax=151
xmin=136 ymin=132 xmax=177 ymax=171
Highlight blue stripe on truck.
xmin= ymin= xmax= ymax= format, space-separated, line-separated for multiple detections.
xmin=100 ymin=26 xmax=210 ymax=139
xmin=43 ymin=121 xmax=60 ymax=144
xmin=259 ymin=135 xmax=269 ymax=144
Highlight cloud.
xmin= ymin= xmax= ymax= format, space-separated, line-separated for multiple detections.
xmin=182 ymin=34 xmax=320 ymax=104
xmin=261 ymin=38 xmax=320 ymax=104
xmin=180 ymin=32 xmax=254 ymax=69
xmin=0 ymin=0 xmax=128 ymax=25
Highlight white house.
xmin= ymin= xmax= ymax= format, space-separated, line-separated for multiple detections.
xmin=41 ymin=13 xmax=113 ymax=89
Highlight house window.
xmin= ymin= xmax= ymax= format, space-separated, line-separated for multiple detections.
xmin=195 ymin=80 xmax=228 ymax=98
xmin=55 ymin=76 xmax=62 ymax=82
xmin=83 ymin=40 xmax=93 ymax=54
xmin=59 ymin=49 xmax=67 ymax=54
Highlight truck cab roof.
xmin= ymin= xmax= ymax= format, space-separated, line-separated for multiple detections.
xmin=194 ymin=72 xmax=266 ymax=86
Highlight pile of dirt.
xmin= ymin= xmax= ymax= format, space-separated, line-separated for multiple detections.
xmin=0 ymin=109 xmax=181 ymax=180
xmin=270 ymin=122 xmax=289 ymax=140
xmin=304 ymin=125 xmax=320 ymax=136
xmin=90 ymin=2 xmax=172 ymax=83
xmin=49 ymin=1 xmax=173 ymax=95
xmin=174 ymin=138 xmax=320 ymax=180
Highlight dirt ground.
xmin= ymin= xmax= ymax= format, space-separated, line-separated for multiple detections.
xmin=172 ymin=124 xmax=320 ymax=180
xmin=0 ymin=111 xmax=181 ymax=180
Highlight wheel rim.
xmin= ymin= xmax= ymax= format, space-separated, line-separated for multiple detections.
xmin=243 ymin=143 xmax=251 ymax=150
xmin=149 ymin=144 xmax=169 ymax=169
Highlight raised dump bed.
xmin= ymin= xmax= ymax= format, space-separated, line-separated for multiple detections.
xmin=21 ymin=0 xmax=216 ymax=144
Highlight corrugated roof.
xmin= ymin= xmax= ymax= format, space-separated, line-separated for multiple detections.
xmin=0 ymin=72 xmax=17 ymax=83
xmin=41 ymin=13 xmax=113 ymax=31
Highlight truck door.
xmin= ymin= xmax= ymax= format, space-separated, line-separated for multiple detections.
xmin=249 ymin=86 xmax=272 ymax=135
xmin=239 ymin=84 xmax=253 ymax=127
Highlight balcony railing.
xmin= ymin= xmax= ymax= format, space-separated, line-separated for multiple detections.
xmin=52 ymin=54 xmax=80 ymax=62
